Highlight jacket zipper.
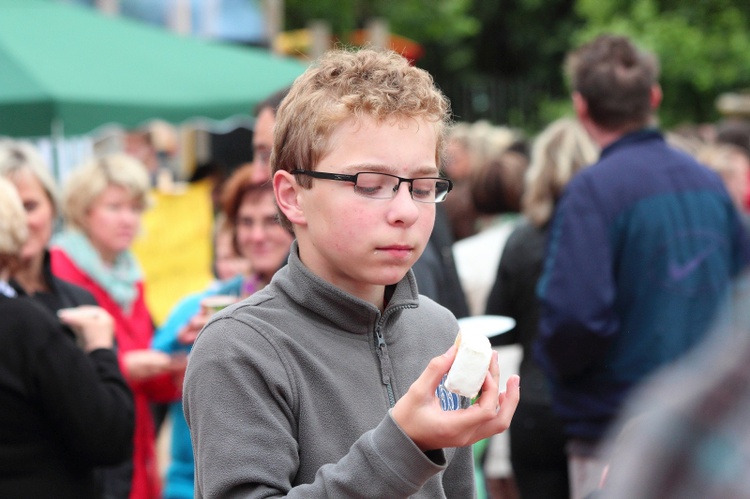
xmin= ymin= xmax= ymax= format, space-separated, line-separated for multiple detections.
xmin=375 ymin=325 xmax=396 ymax=407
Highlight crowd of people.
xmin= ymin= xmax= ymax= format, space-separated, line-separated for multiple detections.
xmin=1 ymin=32 xmax=750 ymax=499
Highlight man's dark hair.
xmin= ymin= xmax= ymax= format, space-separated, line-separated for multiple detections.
xmin=253 ymin=86 xmax=291 ymax=117
xmin=566 ymin=34 xmax=660 ymax=131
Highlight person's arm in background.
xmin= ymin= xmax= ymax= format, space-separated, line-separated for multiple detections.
xmin=152 ymin=292 xmax=206 ymax=355
xmin=122 ymin=285 xmax=185 ymax=403
xmin=22 ymin=300 xmax=134 ymax=465
xmin=50 ymin=248 xmax=181 ymax=400
xmin=534 ymin=176 xmax=620 ymax=380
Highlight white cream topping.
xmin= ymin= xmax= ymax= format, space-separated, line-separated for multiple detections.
xmin=444 ymin=330 xmax=493 ymax=398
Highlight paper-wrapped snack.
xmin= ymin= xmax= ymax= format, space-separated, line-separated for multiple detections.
xmin=444 ymin=330 xmax=493 ymax=398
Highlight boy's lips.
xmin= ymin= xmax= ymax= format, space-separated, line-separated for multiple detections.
xmin=377 ymin=245 xmax=414 ymax=258
xmin=378 ymin=244 xmax=412 ymax=250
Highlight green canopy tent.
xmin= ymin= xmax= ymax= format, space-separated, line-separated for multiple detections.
xmin=0 ymin=0 xmax=306 ymax=139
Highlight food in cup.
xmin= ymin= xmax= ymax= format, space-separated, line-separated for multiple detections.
xmin=200 ymin=295 xmax=238 ymax=315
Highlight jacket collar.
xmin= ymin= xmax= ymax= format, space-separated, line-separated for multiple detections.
xmin=600 ymin=128 xmax=663 ymax=159
xmin=274 ymin=240 xmax=420 ymax=335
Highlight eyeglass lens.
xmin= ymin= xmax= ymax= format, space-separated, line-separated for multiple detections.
xmin=354 ymin=173 xmax=449 ymax=202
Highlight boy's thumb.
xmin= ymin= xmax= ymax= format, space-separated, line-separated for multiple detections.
xmin=422 ymin=344 xmax=457 ymax=387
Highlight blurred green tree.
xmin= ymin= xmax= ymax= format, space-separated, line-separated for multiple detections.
xmin=283 ymin=0 xmax=580 ymax=130
xmin=572 ymin=0 xmax=750 ymax=128
xmin=283 ymin=0 xmax=479 ymax=66
xmin=282 ymin=0 xmax=750 ymax=131
xmin=458 ymin=0 xmax=581 ymax=129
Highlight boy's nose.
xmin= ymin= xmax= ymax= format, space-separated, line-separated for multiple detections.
xmin=387 ymin=183 xmax=420 ymax=224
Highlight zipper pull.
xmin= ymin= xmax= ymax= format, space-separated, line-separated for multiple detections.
xmin=375 ymin=328 xmax=391 ymax=385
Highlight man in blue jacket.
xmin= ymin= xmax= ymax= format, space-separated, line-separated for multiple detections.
xmin=535 ymin=34 xmax=750 ymax=499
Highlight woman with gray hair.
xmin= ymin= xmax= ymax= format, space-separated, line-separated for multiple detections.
xmin=0 ymin=139 xmax=136 ymax=498
xmin=0 ymin=176 xmax=133 ymax=498
xmin=0 ymin=140 xmax=62 ymax=291
xmin=485 ymin=116 xmax=599 ymax=498
xmin=51 ymin=153 xmax=184 ymax=499
xmin=0 ymin=174 xmax=28 ymax=282
xmin=0 ymin=140 xmax=106 ymax=325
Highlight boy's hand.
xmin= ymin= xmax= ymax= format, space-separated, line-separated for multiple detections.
xmin=391 ymin=346 xmax=520 ymax=451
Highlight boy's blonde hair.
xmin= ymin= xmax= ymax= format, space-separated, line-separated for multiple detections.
xmin=272 ymin=48 xmax=452 ymax=229
xmin=0 ymin=176 xmax=28 ymax=272
xmin=62 ymin=153 xmax=151 ymax=231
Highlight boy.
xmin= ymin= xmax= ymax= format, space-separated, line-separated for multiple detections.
xmin=184 ymin=48 xmax=520 ymax=498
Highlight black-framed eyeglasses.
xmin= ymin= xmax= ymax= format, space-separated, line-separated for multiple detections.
xmin=291 ymin=170 xmax=453 ymax=203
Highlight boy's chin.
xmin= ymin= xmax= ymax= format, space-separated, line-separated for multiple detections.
xmin=373 ymin=269 xmax=411 ymax=286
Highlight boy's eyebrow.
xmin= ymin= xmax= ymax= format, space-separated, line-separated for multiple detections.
xmin=331 ymin=163 xmax=441 ymax=176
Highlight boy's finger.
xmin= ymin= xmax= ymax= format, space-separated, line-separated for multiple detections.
xmin=474 ymin=351 xmax=500 ymax=411
xmin=496 ymin=375 xmax=520 ymax=423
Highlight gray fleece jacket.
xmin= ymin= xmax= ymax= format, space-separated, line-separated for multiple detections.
xmin=183 ymin=242 xmax=475 ymax=498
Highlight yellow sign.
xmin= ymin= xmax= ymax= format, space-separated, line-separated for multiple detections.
xmin=132 ymin=180 xmax=215 ymax=326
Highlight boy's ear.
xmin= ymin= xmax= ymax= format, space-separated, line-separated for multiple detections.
xmin=274 ymin=170 xmax=306 ymax=226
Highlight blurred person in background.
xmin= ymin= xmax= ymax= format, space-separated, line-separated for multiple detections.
xmin=443 ymin=122 xmax=524 ymax=242
xmin=486 ymin=117 xmax=599 ymax=499
xmin=0 ymin=138 xmax=135 ymax=498
xmin=411 ymin=199 xmax=470 ymax=320
xmin=454 ymin=146 xmax=529 ymax=316
xmin=210 ymin=213 xmax=251 ymax=285
xmin=589 ymin=268 xmax=750 ymax=499
xmin=245 ymin=86 xmax=290 ymax=184
xmin=0 ymin=140 xmax=99 ymax=311
xmin=411 ymin=118 xmax=472 ymax=324
xmin=414 ymin=123 xmax=526 ymax=321
xmin=0 ymin=176 xmax=133 ymax=499
xmin=51 ymin=153 xmax=184 ymax=499
xmin=664 ymin=123 xmax=711 ymax=158
xmin=442 ymin=121 xmax=483 ymax=241
xmin=715 ymin=118 xmax=750 ymax=211
xmin=697 ymin=143 xmax=750 ymax=226
xmin=152 ymin=166 xmax=293 ymax=499
xmin=456 ymin=146 xmax=530 ymax=499
xmin=188 ymin=160 xmax=230 ymax=215
xmin=535 ymin=34 xmax=750 ymax=499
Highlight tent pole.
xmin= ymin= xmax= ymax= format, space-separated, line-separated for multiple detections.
xmin=51 ymin=119 xmax=64 ymax=182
